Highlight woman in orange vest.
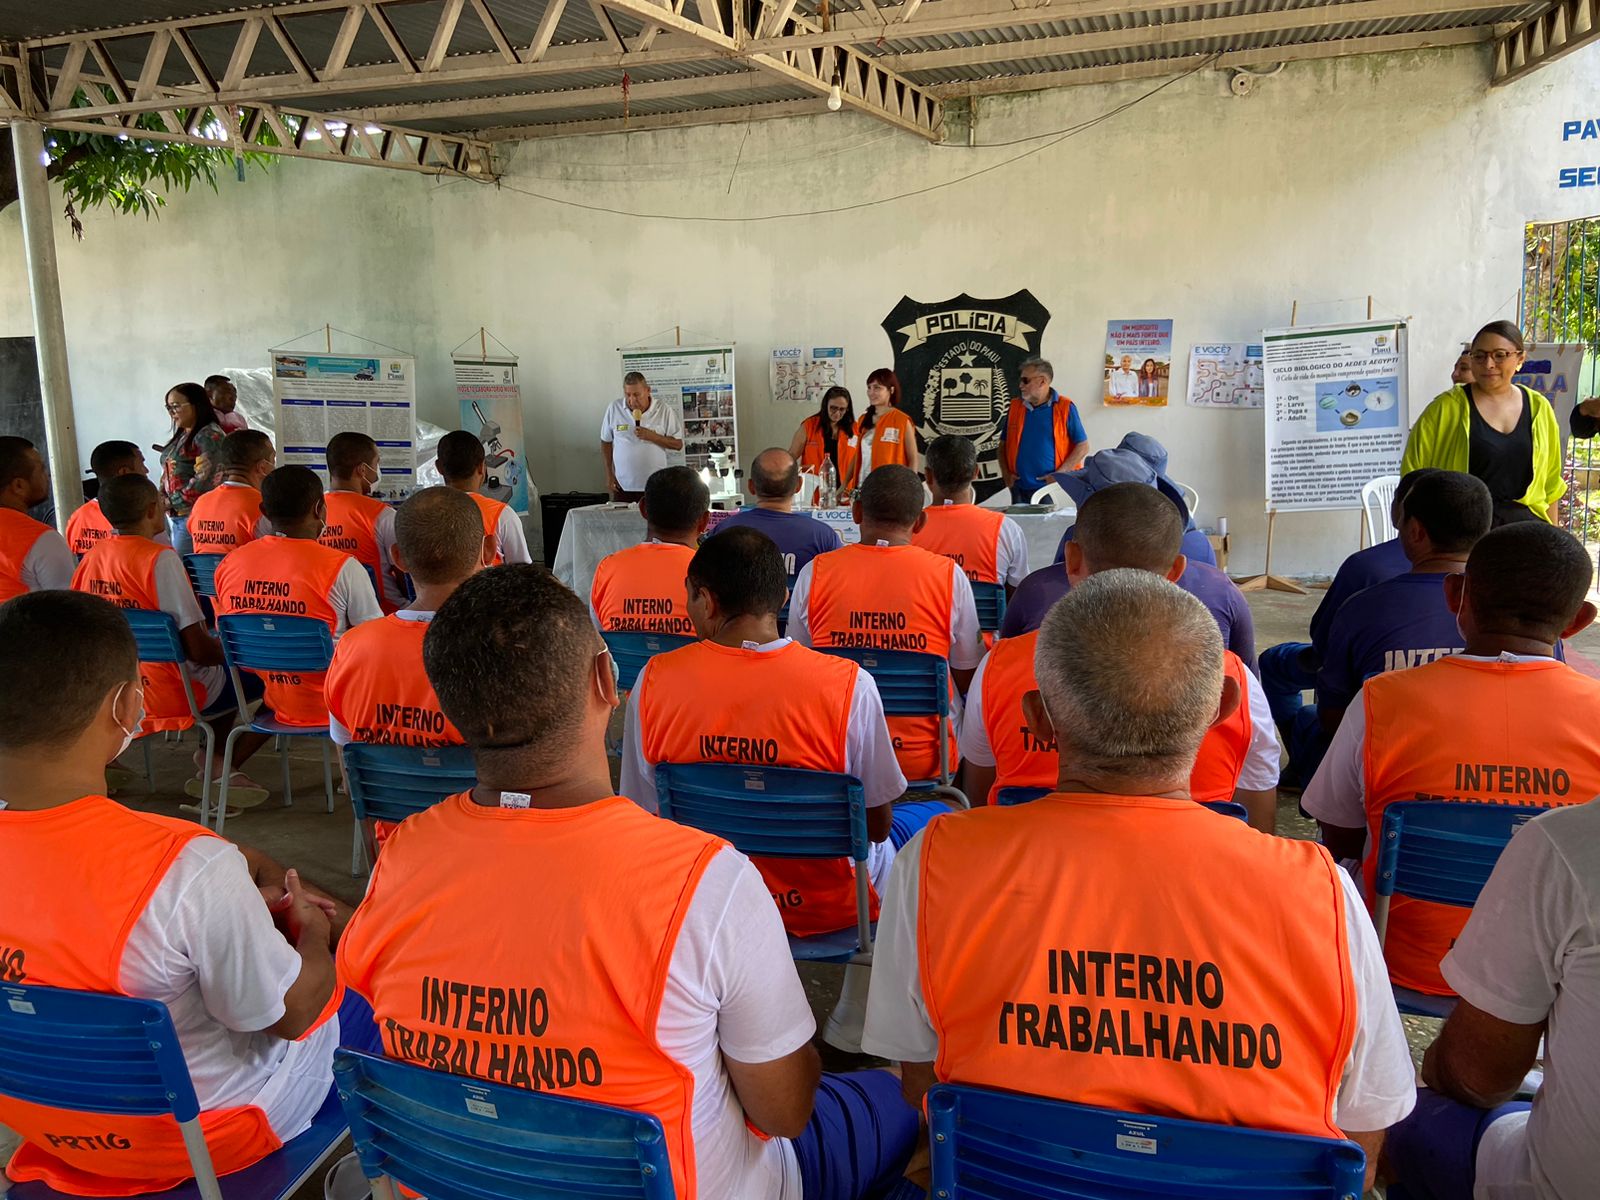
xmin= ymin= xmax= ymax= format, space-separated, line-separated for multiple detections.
xmin=787 ymin=385 xmax=858 ymax=487
xmin=846 ymin=368 xmax=919 ymax=488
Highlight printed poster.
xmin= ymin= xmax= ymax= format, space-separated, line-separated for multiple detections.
xmin=1262 ymin=320 xmax=1407 ymax=511
xmin=620 ymin=344 xmax=736 ymax=474
xmin=1104 ymin=319 xmax=1174 ymax=406
xmin=1186 ymin=342 xmax=1264 ymax=409
xmin=272 ymin=352 xmax=416 ymax=493
xmin=1514 ymin=344 xmax=1588 ymax=448
xmin=771 ymin=345 xmax=847 ymax=406
xmin=880 ymin=290 xmax=1050 ymax=493
xmin=454 ymin=355 xmax=529 ymax=514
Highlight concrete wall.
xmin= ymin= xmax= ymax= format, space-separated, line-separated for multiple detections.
xmin=2 ymin=40 xmax=1596 ymax=574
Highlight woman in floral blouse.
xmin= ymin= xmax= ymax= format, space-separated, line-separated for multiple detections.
xmin=158 ymin=381 xmax=226 ymax=554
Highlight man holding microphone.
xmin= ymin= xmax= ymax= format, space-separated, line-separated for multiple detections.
xmin=600 ymin=371 xmax=685 ymax=501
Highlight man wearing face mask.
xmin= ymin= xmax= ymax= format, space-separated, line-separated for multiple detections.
xmin=320 ymin=432 xmax=407 ymax=613
xmin=0 ymin=590 xmax=377 ymax=1197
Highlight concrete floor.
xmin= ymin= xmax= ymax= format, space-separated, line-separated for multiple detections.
xmin=98 ymin=585 xmax=1587 ymax=1196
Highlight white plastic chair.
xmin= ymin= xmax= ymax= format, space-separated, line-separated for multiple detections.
xmin=1173 ymin=480 xmax=1200 ymax=522
xmin=978 ymin=487 xmax=1012 ymax=509
xmin=1030 ymin=481 xmax=1071 ymax=508
xmin=1362 ymin=474 xmax=1401 ymax=544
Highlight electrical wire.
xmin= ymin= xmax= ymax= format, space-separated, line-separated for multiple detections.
xmin=464 ymin=53 xmax=1220 ymax=224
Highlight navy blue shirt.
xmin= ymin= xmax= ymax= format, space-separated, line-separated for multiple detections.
xmin=1013 ymin=393 xmax=1088 ymax=499
xmin=708 ymin=506 xmax=843 ymax=578
xmin=1052 ymin=524 xmax=1218 ymax=570
xmin=1000 ymin=561 xmax=1257 ymax=672
xmin=1307 ymin=538 xmax=1410 ymax=660
xmin=1315 ymin=572 xmax=1462 ymax=714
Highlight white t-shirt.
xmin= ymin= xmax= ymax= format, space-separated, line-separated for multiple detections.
xmin=600 ymin=397 xmax=685 ymax=492
xmin=995 ymin=515 xmax=1030 ymax=586
xmin=862 ymin=829 xmax=1417 ymax=1134
xmin=21 ymin=527 xmax=74 ymax=591
xmin=1109 ymin=368 xmax=1139 ymax=398
xmin=118 ymin=837 xmax=337 ymax=1143
xmin=619 ymin=639 xmax=909 ymax=892
xmin=492 ymin=504 xmax=533 ymax=565
xmin=145 ymin=540 xmax=227 ymax=705
xmin=328 ymin=554 xmax=385 ymax=636
xmin=959 ymin=651 xmax=1280 ymax=792
xmin=371 ymin=506 xmax=408 ymax=608
xmin=1442 ymin=803 xmax=1600 ymax=1200
xmin=327 ymin=608 xmax=432 ymax=747
xmin=787 ymin=556 xmax=984 ymax=671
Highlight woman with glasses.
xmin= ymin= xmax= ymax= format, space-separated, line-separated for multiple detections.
xmin=157 ymin=381 xmax=226 ymax=553
xmin=788 ymin=385 xmax=857 ymax=486
xmin=1402 ymin=321 xmax=1564 ymax=525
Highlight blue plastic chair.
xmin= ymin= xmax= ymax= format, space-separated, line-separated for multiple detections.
xmin=971 ymin=581 xmax=1007 ymax=635
xmin=182 ymin=552 xmax=225 ymax=599
xmin=342 ymin=742 xmax=477 ymax=875
xmin=820 ymin=646 xmax=968 ymax=807
xmin=333 ymin=1049 xmax=675 ymax=1200
xmin=926 ymin=1084 xmax=1365 ymax=1200
xmin=602 ymin=630 xmax=696 ymax=692
xmin=1373 ymin=799 xmax=1546 ymax=1018
xmin=656 ymin=762 xmax=875 ymax=964
xmin=120 ymin=608 xmax=217 ymax=815
xmin=994 ymin=786 xmax=1249 ymax=823
xmin=0 ymin=983 xmax=347 ymax=1200
xmin=214 ymin=614 xmax=337 ymax=837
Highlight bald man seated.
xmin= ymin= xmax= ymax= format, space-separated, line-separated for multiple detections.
xmin=863 ymin=572 xmax=1416 ymax=1194
xmin=709 ymin=448 xmax=843 ymax=578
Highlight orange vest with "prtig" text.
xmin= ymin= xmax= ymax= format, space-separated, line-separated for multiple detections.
xmin=1362 ymin=654 xmax=1600 ymax=995
xmin=637 ymin=639 xmax=876 ymax=937
xmin=918 ymin=795 xmax=1356 ymax=1139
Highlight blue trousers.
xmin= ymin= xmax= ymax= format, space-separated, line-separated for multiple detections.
xmin=1385 ymin=1088 xmax=1531 ymax=1200
xmin=890 ymin=800 xmax=947 ymax=849
xmin=794 ymin=1070 xmax=920 ymax=1200
xmin=1258 ymin=642 xmax=1331 ymax=787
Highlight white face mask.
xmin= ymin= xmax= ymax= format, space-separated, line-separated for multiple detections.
xmin=111 ymin=681 xmax=145 ymax=760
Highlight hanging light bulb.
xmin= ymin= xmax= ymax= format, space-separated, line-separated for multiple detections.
xmin=827 ymin=79 xmax=842 ymax=111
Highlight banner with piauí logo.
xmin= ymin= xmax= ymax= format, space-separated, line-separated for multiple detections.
xmin=880 ymin=291 xmax=1051 ymax=491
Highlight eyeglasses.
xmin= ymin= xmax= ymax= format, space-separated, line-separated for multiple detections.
xmin=1469 ymin=349 xmax=1519 ymax=364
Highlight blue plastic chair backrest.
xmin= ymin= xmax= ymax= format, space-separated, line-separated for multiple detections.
xmin=602 ymin=631 xmax=696 ymax=692
xmin=0 ymin=983 xmax=201 ymax=1123
xmin=994 ymin=787 xmax=1249 ymax=822
xmin=927 ymin=1084 xmax=1365 ymax=1200
xmin=820 ymin=646 xmax=949 ymax=718
xmin=343 ymin=742 xmax=478 ymax=825
xmin=777 ymin=574 xmax=796 ymax=630
xmin=1375 ymin=800 xmax=1544 ymax=906
xmin=121 ymin=607 xmax=186 ymax=664
xmin=182 ymin=552 xmax=225 ymax=598
xmin=655 ymin=762 xmax=870 ymax=862
xmin=333 ymin=1049 xmax=675 ymax=1200
xmin=971 ymin=581 xmax=1007 ymax=634
xmin=217 ymin=613 xmax=336 ymax=674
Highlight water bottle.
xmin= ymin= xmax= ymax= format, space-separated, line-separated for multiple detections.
xmin=823 ymin=459 xmax=838 ymax=509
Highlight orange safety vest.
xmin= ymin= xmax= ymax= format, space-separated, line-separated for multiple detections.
xmin=980 ymin=630 xmax=1251 ymax=806
xmin=466 ymin=492 xmax=509 ymax=566
xmin=1362 ymin=655 xmax=1600 ymax=995
xmin=798 ymin=414 xmax=858 ymax=484
xmin=186 ymin=484 xmax=265 ymax=555
xmin=214 ymin=537 xmax=348 ymax=726
xmin=320 ymin=492 xmax=397 ymax=613
xmin=637 ymin=639 xmax=876 ymax=936
xmin=337 ymin=793 xmax=727 ymax=1200
xmin=0 ymin=796 xmax=287 ymax=1195
xmin=326 ymin=615 xmax=461 ymax=747
xmin=918 ymin=796 xmax=1356 ymax=1138
xmin=71 ymin=536 xmax=210 ymax=732
xmin=66 ymin=501 xmax=114 ymax=558
xmin=848 ymin=408 xmax=916 ymax=486
xmin=913 ymin=503 xmax=1004 ymax=585
xmin=591 ymin=543 xmax=696 ymax=636
xmin=0 ymin=506 xmax=54 ymax=602
xmin=1001 ymin=394 xmax=1078 ymax=477
xmin=806 ymin=543 xmax=956 ymax=782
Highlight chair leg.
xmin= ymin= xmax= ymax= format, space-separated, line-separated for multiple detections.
xmin=215 ymin=725 xmax=246 ymax=838
xmin=141 ymin=738 xmax=156 ymax=792
xmin=351 ymin=816 xmax=369 ymax=878
xmin=197 ymin=723 xmax=216 ymax=827
xmin=322 ymin=739 xmax=335 ymax=814
xmin=280 ymin=740 xmax=294 ymax=808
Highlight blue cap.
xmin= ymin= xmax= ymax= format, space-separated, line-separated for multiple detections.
xmin=1054 ymin=446 xmax=1190 ymax=526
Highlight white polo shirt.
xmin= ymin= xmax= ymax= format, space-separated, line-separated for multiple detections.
xmin=601 ymin=397 xmax=685 ymax=492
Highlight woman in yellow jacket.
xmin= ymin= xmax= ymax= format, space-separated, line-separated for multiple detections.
xmin=1401 ymin=321 xmax=1564 ymax=525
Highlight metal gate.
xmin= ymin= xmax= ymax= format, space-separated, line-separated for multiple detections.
xmin=1521 ymin=216 xmax=1600 ymax=547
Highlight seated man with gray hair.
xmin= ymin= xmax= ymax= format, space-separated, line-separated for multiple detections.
xmin=863 ymin=571 xmax=1415 ymax=1192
